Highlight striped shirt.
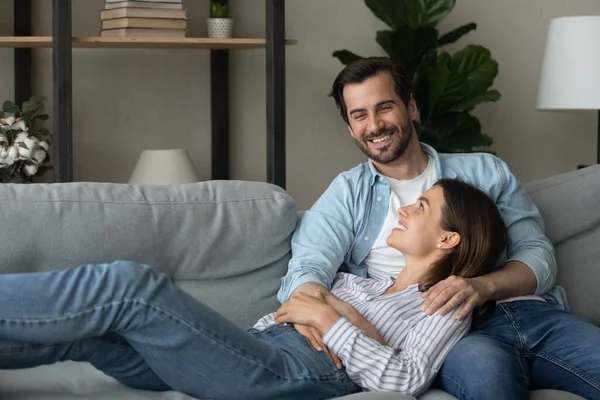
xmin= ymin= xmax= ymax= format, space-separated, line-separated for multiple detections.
xmin=253 ymin=272 xmax=471 ymax=396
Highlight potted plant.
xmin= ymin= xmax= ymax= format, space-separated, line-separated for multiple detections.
xmin=333 ymin=0 xmax=501 ymax=153
xmin=0 ymin=96 xmax=53 ymax=183
xmin=207 ymin=1 xmax=233 ymax=39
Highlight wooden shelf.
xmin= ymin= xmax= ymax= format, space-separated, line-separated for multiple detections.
xmin=0 ymin=36 xmax=298 ymax=49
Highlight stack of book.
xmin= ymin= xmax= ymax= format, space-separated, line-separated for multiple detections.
xmin=100 ymin=0 xmax=187 ymax=38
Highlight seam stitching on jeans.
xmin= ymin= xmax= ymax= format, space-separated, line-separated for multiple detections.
xmin=498 ymin=303 xmax=526 ymax=350
xmin=438 ymin=372 xmax=476 ymax=400
xmin=533 ymin=352 xmax=600 ymax=392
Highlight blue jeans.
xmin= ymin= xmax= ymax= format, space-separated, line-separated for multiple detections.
xmin=0 ymin=261 xmax=359 ymax=400
xmin=436 ymin=300 xmax=600 ymax=400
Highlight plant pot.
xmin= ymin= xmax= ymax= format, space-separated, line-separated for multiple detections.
xmin=207 ymin=18 xmax=233 ymax=39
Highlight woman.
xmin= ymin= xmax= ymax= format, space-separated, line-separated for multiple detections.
xmin=0 ymin=179 xmax=506 ymax=399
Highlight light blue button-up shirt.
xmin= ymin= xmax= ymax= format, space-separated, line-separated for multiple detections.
xmin=278 ymin=143 xmax=567 ymax=309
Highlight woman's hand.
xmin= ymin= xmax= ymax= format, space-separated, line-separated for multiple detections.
xmin=293 ymin=323 xmax=343 ymax=369
xmin=275 ymin=292 xmax=341 ymax=333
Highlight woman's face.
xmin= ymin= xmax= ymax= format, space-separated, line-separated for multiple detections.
xmin=386 ymin=185 xmax=450 ymax=257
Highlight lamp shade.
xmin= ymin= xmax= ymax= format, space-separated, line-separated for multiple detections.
xmin=128 ymin=149 xmax=199 ymax=185
xmin=537 ymin=16 xmax=600 ymax=110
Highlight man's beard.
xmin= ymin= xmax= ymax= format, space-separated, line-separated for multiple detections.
xmin=354 ymin=123 xmax=413 ymax=164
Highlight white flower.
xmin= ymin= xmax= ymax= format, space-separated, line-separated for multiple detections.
xmin=11 ymin=119 xmax=28 ymax=132
xmin=24 ymin=163 xmax=38 ymax=176
xmin=38 ymin=141 xmax=49 ymax=151
xmin=0 ymin=146 xmax=8 ymax=159
xmin=4 ymin=116 xmax=15 ymax=126
xmin=0 ymin=134 xmax=7 ymax=147
xmin=14 ymin=132 xmax=39 ymax=160
xmin=3 ymin=146 xmax=18 ymax=165
xmin=32 ymin=149 xmax=46 ymax=164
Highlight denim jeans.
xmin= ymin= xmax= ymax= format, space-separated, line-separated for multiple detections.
xmin=436 ymin=300 xmax=600 ymax=400
xmin=0 ymin=261 xmax=359 ymax=400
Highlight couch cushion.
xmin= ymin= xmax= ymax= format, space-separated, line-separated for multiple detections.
xmin=524 ymin=164 xmax=600 ymax=324
xmin=0 ymin=180 xmax=297 ymax=327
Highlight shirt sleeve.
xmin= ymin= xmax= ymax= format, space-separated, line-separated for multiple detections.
xmin=493 ymin=157 xmax=557 ymax=295
xmin=322 ymin=311 xmax=470 ymax=396
xmin=276 ymin=173 xmax=357 ymax=303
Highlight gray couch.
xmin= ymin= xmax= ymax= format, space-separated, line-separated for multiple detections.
xmin=0 ymin=164 xmax=598 ymax=400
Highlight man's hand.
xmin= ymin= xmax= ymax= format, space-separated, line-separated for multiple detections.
xmin=421 ymin=275 xmax=492 ymax=320
xmin=293 ymin=324 xmax=343 ymax=369
xmin=293 ymin=282 xmax=329 ymax=298
xmin=275 ymin=292 xmax=341 ymax=332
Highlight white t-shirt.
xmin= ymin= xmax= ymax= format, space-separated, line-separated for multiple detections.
xmin=365 ymin=157 xmax=437 ymax=281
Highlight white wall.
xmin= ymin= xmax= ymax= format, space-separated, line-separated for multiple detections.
xmin=0 ymin=0 xmax=597 ymax=209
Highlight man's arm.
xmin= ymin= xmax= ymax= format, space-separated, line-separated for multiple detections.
xmin=277 ymin=174 xmax=357 ymax=303
xmin=474 ymin=260 xmax=537 ymax=301
xmin=422 ymin=156 xmax=556 ymax=318
xmin=493 ymin=157 xmax=556 ymax=295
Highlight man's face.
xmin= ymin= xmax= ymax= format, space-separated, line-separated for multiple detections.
xmin=342 ymin=72 xmax=418 ymax=164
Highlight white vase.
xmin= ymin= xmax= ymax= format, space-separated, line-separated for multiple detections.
xmin=207 ymin=18 xmax=233 ymax=39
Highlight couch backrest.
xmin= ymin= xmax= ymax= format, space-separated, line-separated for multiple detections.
xmin=0 ymin=180 xmax=297 ymax=327
xmin=0 ymin=165 xmax=597 ymax=328
xmin=524 ymin=164 xmax=600 ymax=324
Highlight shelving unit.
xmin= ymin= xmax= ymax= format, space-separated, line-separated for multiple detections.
xmin=0 ymin=36 xmax=297 ymax=50
xmin=10 ymin=0 xmax=294 ymax=188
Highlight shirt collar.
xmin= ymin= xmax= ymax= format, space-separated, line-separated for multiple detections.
xmin=366 ymin=142 xmax=442 ymax=187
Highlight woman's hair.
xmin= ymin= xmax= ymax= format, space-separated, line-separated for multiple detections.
xmin=418 ymin=178 xmax=507 ymax=324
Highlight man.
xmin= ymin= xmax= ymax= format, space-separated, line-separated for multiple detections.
xmin=277 ymin=57 xmax=600 ymax=399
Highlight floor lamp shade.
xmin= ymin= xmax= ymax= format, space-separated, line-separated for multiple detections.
xmin=536 ymin=16 xmax=600 ymax=164
xmin=536 ymin=16 xmax=600 ymax=110
xmin=128 ymin=149 xmax=199 ymax=185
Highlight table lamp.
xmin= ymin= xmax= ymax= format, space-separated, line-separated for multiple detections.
xmin=128 ymin=149 xmax=199 ymax=185
xmin=536 ymin=16 xmax=600 ymax=164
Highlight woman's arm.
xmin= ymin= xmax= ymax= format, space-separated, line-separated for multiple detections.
xmin=320 ymin=308 xmax=471 ymax=396
xmin=321 ymin=292 xmax=387 ymax=345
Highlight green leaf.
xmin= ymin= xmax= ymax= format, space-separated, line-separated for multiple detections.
xmin=425 ymin=111 xmax=480 ymax=140
xmin=2 ymin=101 xmax=19 ymax=114
xmin=365 ymin=0 xmax=455 ymax=29
xmin=451 ymin=45 xmax=498 ymax=93
xmin=431 ymin=45 xmax=499 ymax=114
xmin=376 ymin=26 xmax=438 ymax=74
xmin=376 ymin=29 xmax=413 ymax=64
xmin=438 ymin=22 xmax=476 ymax=46
xmin=210 ymin=2 xmax=228 ymax=18
xmin=421 ymin=112 xmax=493 ymax=152
xmin=21 ymin=100 xmax=41 ymax=115
xmin=364 ymin=0 xmax=409 ymax=29
xmin=413 ymin=51 xmax=451 ymax=122
xmin=332 ymin=50 xmax=363 ymax=65
xmin=408 ymin=0 xmax=456 ymax=28
xmin=448 ymin=89 xmax=501 ymax=112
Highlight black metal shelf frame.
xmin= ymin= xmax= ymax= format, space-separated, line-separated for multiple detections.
xmin=13 ymin=0 xmax=287 ymax=188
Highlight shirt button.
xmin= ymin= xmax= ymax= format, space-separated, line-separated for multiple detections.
xmin=377 ymin=196 xmax=382 ymax=202
xmin=364 ymin=236 xmax=370 ymax=241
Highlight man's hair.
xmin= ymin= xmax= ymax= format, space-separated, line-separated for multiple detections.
xmin=331 ymin=57 xmax=413 ymax=125
xmin=419 ymin=179 xmax=507 ymax=324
